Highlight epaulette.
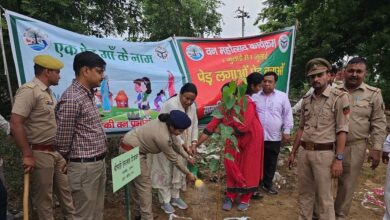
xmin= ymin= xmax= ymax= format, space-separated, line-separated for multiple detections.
xmin=366 ymin=84 xmax=380 ymax=93
xmin=303 ymin=93 xmax=311 ymax=99
xmin=23 ymin=81 xmax=37 ymax=89
xmin=334 ymin=83 xmax=345 ymax=90
xmin=330 ymin=87 xmax=346 ymax=96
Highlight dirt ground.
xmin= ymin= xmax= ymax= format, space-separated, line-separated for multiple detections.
xmin=7 ymin=146 xmax=386 ymax=220
xmin=100 ymin=151 xmax=387 ymax=220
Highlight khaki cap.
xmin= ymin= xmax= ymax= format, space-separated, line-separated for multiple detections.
xmin=306 ymin=58 xmax=331 ymax=76
xmin=33 ymin=55 xmax=64 ymax=70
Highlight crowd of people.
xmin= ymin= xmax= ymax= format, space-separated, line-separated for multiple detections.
xmin=0 ymin=52 xmax=389 ymax=220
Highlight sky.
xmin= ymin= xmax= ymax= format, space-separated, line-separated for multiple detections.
xmin=218 ymin=0 xmax=266 ymax=38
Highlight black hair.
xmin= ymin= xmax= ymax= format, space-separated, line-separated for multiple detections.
xmin=180 ymin=83 xmax=198 ymax=96
xmin=246 ymin=72 xmax=263 ymax=95
xmin=73 ymin=51 xmax=106 ymax=76
xmin=158 ymin=113 xmax=173 ymax=128
xmin=264 ymin=71 xmax=278 ymax=82
xmin=34 ymin=64 xmax=45 ymax=76
xmin=133 ymin=78 xmax=142 ymax=85
xmin=142 ymin=77 xmax=152 ymax=94
xmin=331 ymin=65 xmax=338 ymax=74
xmin=157 ymin=89 xmax=165 ymax=96
xmin=347 ymin=57 xmax=367 ymax=66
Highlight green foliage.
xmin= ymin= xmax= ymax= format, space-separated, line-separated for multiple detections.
xmin=0 ymin=131 xmax=23 ymax=208
xmin=211 ymin=109 xmax=224 ymax=119
xmin=257 ymin=0 xmax=390 ymax=106
xmin=0 ymin=0 xmax=223 ymax=117
xmin=218 ymin=81 xmax=248 ymax=150
xmin=140 ymin=0 xmax=223 ymax=40
xmin=208 ymin=158 xmax=219 ymax=172
xmin=224 ymin=153 xmax=234 ymax=161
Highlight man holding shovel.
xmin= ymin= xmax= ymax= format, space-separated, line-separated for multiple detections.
xmin=10 ymin=55 xmax=74 ymax=220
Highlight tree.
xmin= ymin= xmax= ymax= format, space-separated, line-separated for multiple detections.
xmin=256 ymin=0 xmax=390 ymax=105
xmin=140 ymin=0 xmax=223 ymax=40
xmin=0 ymin=0 xmax=146 ymax=116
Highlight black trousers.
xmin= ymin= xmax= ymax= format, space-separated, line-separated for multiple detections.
xmin=262 ymin=141 xmax=281 ymax=188
xmin=0 ymin=178 xmax=6 ymax=220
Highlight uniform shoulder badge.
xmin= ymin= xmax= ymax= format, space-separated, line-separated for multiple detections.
xmin=366 ymin=84 xmax=380 ymax=93
xmin=343 ymin=106 xmax=350 ymax=115
xmin=330 ymin=87 xmax=345 ymax=96
xmin=24 ymin=81 xmax=37 ymax=89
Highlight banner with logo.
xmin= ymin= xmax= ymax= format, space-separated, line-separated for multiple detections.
xmin=175 ymin=27 xmax=295 ymax=119
xmin=5 ymin=10 xmax=186 ymax=134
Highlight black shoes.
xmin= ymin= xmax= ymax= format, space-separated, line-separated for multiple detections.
xmin=261 ymin=185 xmax=278 ymax=195
xmin=251 ymin=191 xmax=264 ymax=200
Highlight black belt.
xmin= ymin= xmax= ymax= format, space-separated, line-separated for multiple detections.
xmin=69 ymin=153 xmax=106 ymax=163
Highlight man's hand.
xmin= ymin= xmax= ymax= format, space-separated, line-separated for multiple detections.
xmin=331 ymin=160 xmax=343 ymax=177
xmin=382 ymin=151 xmax=389 ymax=164
xmin=287 ymin=152 xmax=296 ymax=169
xmin=23 ymin=156 xmax=35 ymax=173
xmin=368 ymin=149 xmax=381 ymax=169
xmin=282 ymin=134 xmax=291 ymax=144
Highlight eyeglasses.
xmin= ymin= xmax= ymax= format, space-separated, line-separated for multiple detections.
xmin=92 ymin=67 xmax=105 ymax=75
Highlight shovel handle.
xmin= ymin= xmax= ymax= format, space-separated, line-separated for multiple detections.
xmin=23 ymin=173 xmax=29 ymax=220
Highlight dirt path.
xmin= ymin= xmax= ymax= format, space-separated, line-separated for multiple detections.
xmin=102 ymin=159 xmax=386 ymax=220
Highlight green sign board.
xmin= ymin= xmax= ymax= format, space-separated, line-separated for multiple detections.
xmin=111 ymin=147 xmax=141 ymax=192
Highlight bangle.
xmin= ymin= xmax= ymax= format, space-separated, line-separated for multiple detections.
xmin=191 ymin=140 xmax=198 ymax=144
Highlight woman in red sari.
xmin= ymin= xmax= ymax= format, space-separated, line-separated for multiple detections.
xmin=196 ymin=80 xmax=264 ymax=211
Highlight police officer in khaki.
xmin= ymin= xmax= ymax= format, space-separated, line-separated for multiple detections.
xmin=288 ymin=58 xmax=350 ymax=220
xmin=120 ymin=110 xmax=196 ymax=220
xmin=334 ymin=57 xmax=387 ymax=220
xmin=10 ymin=55 xmax=74 ymax=220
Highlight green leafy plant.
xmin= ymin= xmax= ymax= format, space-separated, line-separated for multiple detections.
xmin=207 ymin=80 xmax=248 ymax=171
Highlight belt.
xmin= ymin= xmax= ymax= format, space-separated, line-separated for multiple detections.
xmin=120 ymin=141 xmax=134 ymax=151
xmin=301 ymin=141 xmax=334 ymax=151
xmin=31 ymin=144 xmax=54 ymax=152
xmin=69 ymin=153 xmax=106 ymax=163
xmin=120 ymin=141 xmax=145 ymax=155
xmin=346 ymin=139 xmax=367 ymax=146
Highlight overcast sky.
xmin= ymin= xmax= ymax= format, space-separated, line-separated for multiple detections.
xmin=218 ymin=0 xmax=266 ymax=38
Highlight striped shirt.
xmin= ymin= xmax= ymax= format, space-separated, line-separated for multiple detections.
xmin=55 ymin=79 xmax=106 ymax=158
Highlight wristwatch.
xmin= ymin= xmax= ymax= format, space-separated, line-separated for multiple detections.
xmin=335 ymin=154 xmax=344 ymax=161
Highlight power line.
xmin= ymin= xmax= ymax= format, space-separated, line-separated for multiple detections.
xmin=235 ymin=6 xmax=250 ymax=37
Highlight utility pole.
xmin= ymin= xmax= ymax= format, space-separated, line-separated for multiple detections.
xmin=235 ymin=6 xmax=250 ymax=37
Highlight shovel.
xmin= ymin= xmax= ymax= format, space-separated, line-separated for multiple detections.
xmin=23 ymin=173 xmax=29 ymax=220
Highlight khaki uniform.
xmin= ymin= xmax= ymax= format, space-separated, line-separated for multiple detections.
xmin=335 ymin=83 xmax=387 ymax=220
xmin=12 ymin=77 xmax=74 ymax=220
xmin=298 ymin=85 xmax=349 ymax=220
xmin=122 ymin=119 xmax=190 ymax=220
xmin=149 ymin=95 xmax=198 ymax=203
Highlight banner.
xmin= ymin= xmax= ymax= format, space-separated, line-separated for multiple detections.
xmin=175 ymin=27 xmax=295 ymax=119
xmin=5 ymin=10 xmax=186 ymax=134
xmin=5 ymin=9 xmax=295 ymax=132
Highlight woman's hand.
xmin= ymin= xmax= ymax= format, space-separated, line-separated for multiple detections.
xmin=191 ymin=142 xmax=197 ymax=155
xmin=187 ymin=156 xmax=195 ymax=165
xmin=186 ymin=173 xmax=197 ymax=182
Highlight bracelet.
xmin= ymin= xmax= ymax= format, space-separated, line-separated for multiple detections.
xmin=191 ymin=140 xmax=198 ymax=144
